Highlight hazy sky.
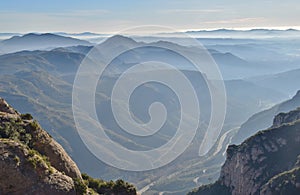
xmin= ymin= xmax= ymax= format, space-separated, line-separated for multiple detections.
xmin=0 ymin=0 xmax=299 ymax=33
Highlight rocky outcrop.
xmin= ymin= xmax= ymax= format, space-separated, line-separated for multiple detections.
xmin=24 ymin=116 xmax=82 ymax=179
xmin=0 ymin=97 xmax=137 ymax=195
xmin=0 ymin=140 xmax=76 ymax=195
xmin=0 ymin=98 xmax=17 ymax=114
xmin=0 ymin=97 xmax=81 ymax=179
xmin=260 ymin=166 xmax=300 ymax=195
xmin=189 ymin=108 xmax=300 ymax=195
xmin=272 ymin=107 xmax=300 ymax=128
xmin=0 ymin=98 xmax=81 ymax=194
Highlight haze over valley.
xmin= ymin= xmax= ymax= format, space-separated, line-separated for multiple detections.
xmin=1 ymin=0 xmax=300 ymax=194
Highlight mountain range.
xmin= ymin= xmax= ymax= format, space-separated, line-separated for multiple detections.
xmin=184 ymin=29 xmax=300 ymax=38
xmin=0 ymin=32 xmax=300 ymax=194
xmin=0 ymin=33 xmax=92 ymax=54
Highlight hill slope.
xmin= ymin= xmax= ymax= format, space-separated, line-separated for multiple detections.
xmin=233 ymin=90 xmax=300 ymax=144
xmin=247 ymin=68 xmax=300 ymax=96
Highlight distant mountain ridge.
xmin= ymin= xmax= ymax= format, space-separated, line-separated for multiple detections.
xmin=183 ymin=28 xmax=300 ymax=38
xmin=247 ymin=68 xmax=300 ymax=96
xmin=0 ymin=33 xmax=92 ymax=54
xmin=1 ymin=28 xmax=300 ymax=41
xmin=186 ymin=28 xmax=299 ymax=33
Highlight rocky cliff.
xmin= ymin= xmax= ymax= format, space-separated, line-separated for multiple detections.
xmin=189 ymin=108 xmax=300 ymax=195
xmin=272 ymin=107 xmax=300 ymax=128
xmin=0 ymin=140 xmax=76 ymax=194
xmin=0 ymin=97 xmax=81 ymax=194
xmin=0 ymin=98 xmax=137 ymax=195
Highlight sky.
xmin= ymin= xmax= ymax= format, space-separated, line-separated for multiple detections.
xmin=0 ymin=0 xmax=300 ymax=33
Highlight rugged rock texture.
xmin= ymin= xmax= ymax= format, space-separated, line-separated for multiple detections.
xmin=0 ymin=97 xmax=81 ymax=179
xmin=0 ymin=97 xmax=80 ymax=194
xmin=260 ymin=166 xmax=300 ymax=195
xmin=189 ymin=108 xmax=300 ymax=195
xmin=0 ymin=98 xmax=17 ymax=114
xmin=24 ymin=115 xmax=82 ymax=179
xmin=0 ymin=140 xmax=76 ymax=195
xmin=272 ymin=107 xmax=300 ymax=128
xmin=0 ymin=97 xmax=137 ymax=195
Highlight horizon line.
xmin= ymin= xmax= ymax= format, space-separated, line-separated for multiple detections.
xmin=1 ymin=26 xmax=300 ymax=35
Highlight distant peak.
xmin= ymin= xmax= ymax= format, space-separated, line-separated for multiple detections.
xmin=103 ymin=35 xmax=137 ymax=44
xmin=41 ymin=33 xmax=57 ymax=36
xmin=186 ymin=28 xmax=300 ymax=33
xmin=295 ymin=90 xmax=300 ymax=98
xmin=23 ymin=33 xmax=38 ymax=36
xmin=23 ymin=33 xmax=58 ymax=37
xmin=286 ymin=28 xmax=298 ymax=31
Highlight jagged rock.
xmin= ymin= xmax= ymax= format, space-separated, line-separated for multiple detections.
xmin=189 ymin=108 xmax=300 ymax=195
xmin=24 ymin=119 xmax=82 ymax=179
xmin=0 ymin=140 xmax=76 ymax=195
xmin=0 ymin=97 xmax=137 ymax=195
xmin=272 ymin=107 xmax=300 ymax=128
xmin=0 ymin=98 xmax=81 ymax=179
xmin=0 ymin=98 xmax=137 ymax=195
xmin=260 ymin=167 xmax=300 ymax=195
xmin=0 ymin=98 xmax=81 ymax=194
xmin=0 ymin=98 xmax=17 ymax=115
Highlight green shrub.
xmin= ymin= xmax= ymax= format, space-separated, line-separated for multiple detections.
xmin=0 ymin=119 xmax=32 ymax=146
xmin=27 ymin=149 xmax=53 ymax=173
xmin=73 ymin=178 xmax=87 ymax=195
xmin=28 ymin=120 xmax=40 ymax=131
xmin=21 ymin=113 xmax=33 ymax=120
xmin=81 ymin=173 xmax=136 ymax=195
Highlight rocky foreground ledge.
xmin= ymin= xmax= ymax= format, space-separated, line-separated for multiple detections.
xmin=0 ymin=98 xmax=137 ymax=195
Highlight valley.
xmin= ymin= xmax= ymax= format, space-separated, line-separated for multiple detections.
xmin=1 ymin=30 xmax=300 ymax=194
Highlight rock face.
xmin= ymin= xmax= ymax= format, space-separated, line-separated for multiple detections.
xmin=189 ymin=108 xmax=300 ymax=195
xmin=0 ymin=97 xmax=81 ymax=194
xmin=24 ymin=115 xmax=82 ymax=179
xmin=272 ymin=107 xmax=300 ymax=128
xmin=0 ymin=97 xmax=138 ymax=195
xmin=260 ymin=166 xmax=300 ymax=195
xmin=0 ymin=140 xmax=76 ymax=195
xmin=0 ymin=98 xmax=17 ymax=114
